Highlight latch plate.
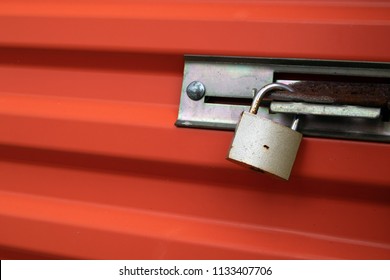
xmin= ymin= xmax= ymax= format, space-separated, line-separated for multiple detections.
xmin=176 ymin=56 xmax=390 ymax=142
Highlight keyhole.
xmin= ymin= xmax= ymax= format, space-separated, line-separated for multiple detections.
xmin=263 ymin=145 xmax=270 ymax=150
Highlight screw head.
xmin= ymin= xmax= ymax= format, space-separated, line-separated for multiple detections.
xmin=186 ymin=81 xmax=206 ymax=101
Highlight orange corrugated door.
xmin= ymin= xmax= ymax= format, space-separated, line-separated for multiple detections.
xmin=0 ymin=0 xmax=389 ymax=259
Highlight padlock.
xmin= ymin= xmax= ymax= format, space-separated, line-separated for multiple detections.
xmin=227 ymin=83 xmax=302 ymax=180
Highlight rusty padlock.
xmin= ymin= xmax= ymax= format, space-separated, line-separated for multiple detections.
xmin=227 ymin=83 xmax=302 ymax=180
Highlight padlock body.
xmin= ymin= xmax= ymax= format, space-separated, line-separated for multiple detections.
xmin=227 ymin=112 xmax=302 ymax=180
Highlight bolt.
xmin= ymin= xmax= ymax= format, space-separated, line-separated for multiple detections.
xmin=186 ymin=81 xmax=206 ymax=101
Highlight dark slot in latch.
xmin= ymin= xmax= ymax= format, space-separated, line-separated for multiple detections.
xmin=205 ymin=96 xmax=253 ymax=106
xmin=274 ymin=72 xmax=390 ymax=84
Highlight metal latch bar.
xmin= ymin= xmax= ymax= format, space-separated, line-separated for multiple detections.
xmin=176 ymin=56 xmax=390 ymax=142
xmin=270 ymin=102 xmax=381 ymax=119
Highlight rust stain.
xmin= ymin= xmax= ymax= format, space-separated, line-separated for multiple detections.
xmin=269 ymin=81 xmax=390 ymax=107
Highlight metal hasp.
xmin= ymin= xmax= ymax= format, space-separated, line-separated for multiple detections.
xmin=176 ymin=56 xmax=390 ymax=142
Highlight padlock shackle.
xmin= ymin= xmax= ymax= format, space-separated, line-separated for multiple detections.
xmin=249 ymin=83 xmax=294 ymax=114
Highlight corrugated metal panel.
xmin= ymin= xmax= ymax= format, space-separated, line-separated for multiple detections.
xmin=0 ymin=0 xmax=389 ymax=259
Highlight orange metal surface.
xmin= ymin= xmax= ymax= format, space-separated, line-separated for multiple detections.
xmin=0 ymin=0 xmax=390 ymax=259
